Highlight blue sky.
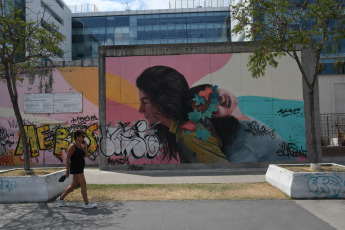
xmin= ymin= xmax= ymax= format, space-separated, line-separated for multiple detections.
xmin=63 ymin=0 xmax=171 ymax=12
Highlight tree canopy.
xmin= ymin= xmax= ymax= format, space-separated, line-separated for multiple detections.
xmin=231 ymin=0 xmax=345 ymax=167
xmin=0 ymin=0 xmax=65 ymax=172
xmin=231 ymin=0 xmax=345 ymax=80
xmin=0 ymin=0 xmax=65 ymax=80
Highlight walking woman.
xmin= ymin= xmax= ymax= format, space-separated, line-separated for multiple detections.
xmin=56 ymin=130 xmax=97 ymax=208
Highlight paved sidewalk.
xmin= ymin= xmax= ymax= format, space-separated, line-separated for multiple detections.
xmin=0 ymin=200 xmax=342 ymax=230
xmin=0 ymin=166 xmax=344 ymax=229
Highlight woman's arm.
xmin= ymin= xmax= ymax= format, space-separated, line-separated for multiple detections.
xmin=65 ymin=144 xmax=75 ymax=178
xmin=83 ymin=141 xmax=88 ymax=158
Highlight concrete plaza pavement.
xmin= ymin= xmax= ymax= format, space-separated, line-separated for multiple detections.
xmin=0 ymin=166 xmax=344 ymax=229
xmin=83 ymin=167 xmax=268 ymax=184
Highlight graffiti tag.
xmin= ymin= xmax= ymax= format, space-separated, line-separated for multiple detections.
xmin=277 ymin=142 xmax=307 ymax=158
xmin=245 ymin=121 xmax=276 ymax=139
xmin=70 ymin=115 xmax=99 ymax=129
xmin=0 ymin=178 xmax=16 ymax=195
xmin=305 ymin=173 xmax=343 ymax=198
xmin=127 ymin=164 xmax=144 ymax=170
xmin=100 ymin=120 xmax=160 ymax=160
xmin=277 ymin=108 xmax=303 ymax=117
xmin=107 ymin=157 xmax=130 ymax=165
xmin=0 ymin=126 xmax=10 ymax=156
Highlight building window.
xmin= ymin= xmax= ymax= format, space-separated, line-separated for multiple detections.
xmin=55 ymin=0 xmax=64 ymax=9
xmin=40 ymin=19 xmax=63 ymax=57
xmin=41 ymin=1 xmax=64 ymax=25
xmin=41 ymin=19 xmax=63 ymax=37
xmin=72 ymin=11 xmax=231 ymax=60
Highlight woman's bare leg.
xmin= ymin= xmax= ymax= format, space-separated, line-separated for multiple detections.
xmin=60 ymin=175 xmax=79 ymax=199
xmin=74 ymin=173 xmax=89 ymax=204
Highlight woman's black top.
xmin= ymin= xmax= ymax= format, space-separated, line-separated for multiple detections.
xmin=70 ymin=143 xmax=85 ymax=174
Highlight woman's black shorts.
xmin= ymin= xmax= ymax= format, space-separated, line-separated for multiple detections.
xmin=70 ymin=161 xmax=85 ymax=174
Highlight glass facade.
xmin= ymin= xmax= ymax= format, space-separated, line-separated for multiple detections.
xmin=318 ymin=55 xmax=345 ymax=75
xmin=72 ymin=11 xmax=231 ymax=60
xmin=319 ymin=19 xmax=345 ymax=75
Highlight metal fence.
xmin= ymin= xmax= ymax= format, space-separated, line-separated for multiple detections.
xmin=320 ymin=113 xmax=345 ymax=146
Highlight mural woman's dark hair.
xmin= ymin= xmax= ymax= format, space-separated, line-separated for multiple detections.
xmin=136 ymin=66 xmax=189 ymax=161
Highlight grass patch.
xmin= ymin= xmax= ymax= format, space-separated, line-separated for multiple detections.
xmin=0 ymin=168 xmax=63 ymax=176
xmin=63 ymin=183 xmax=289 ymax=201
xmin=280 ymin=165 xmax=345 ymax=173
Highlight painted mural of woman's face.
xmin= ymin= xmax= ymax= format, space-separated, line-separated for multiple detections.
xmin=138 ymin=89 xmax=161 ymax=125
xmin=212 ymin=88 xmax=239 ymax=118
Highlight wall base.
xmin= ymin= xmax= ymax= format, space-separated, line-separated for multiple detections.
xmin=0 ymin=168 xmax=71 ymax=203
xmin=266 ymin=163 xmax=345 ymax=199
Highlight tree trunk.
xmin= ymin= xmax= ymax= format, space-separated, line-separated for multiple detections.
xmin=309 ymin=88 xmax=319 ymax=165
xmin=5 ymin=69 xmax=31 ymax=173
xmin=301 ymin=45 xmax=322 ymax=169
xmin=10 ymin=95 xmax=31 ymax=172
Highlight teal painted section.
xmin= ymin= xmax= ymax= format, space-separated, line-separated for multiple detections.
xmin=238 ymin=96 xmax=306 ymax=152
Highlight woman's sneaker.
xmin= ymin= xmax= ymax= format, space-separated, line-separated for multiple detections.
xmin=84 ymin=203 xmax=97 ymax=209
xmin=56 ymin=197 xmax=67 ymax=207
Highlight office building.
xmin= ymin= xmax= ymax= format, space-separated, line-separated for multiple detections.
xmin=26 ymin=0 xmax=72 ymax=61
xmin=71 ymin=7 xmax=231 ymax=60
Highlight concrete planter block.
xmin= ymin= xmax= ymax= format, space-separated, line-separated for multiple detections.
xmin=0 ymin=168 xmax=71 ymax=203
xmin=266 ymin=163 xmax=345 ymax=199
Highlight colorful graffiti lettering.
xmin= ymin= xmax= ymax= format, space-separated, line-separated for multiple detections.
xmin=277 ymin=142 xmax=307 ymax=158
xmin=85 ymin=123 xmax=99 ymax=154
xmin=0 ymin=178 xmax=16 ymax=195
xmin=15 ymin=125 xmax=40 ymax=157
xmin=12 ymin=122 xmax=99 ymax=160
xmin=305 ymin=173 xmax=343 ymax=198
xmin=54 ymin=127 xmax=71 ymax=161
xmin=100 ymin=120 xmax=160 ymax=160
xmin=37 ymin=125 xmax=55 ymax=150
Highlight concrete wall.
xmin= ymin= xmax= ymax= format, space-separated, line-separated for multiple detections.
xmin=0 ymin=64 xmax=99 ymax=166
xmin=319 ymin=74 xmax=345 ymax=114
xmin=1 ymin=42 xmax=332 ymax=168
xmin=98 ymin=43 xmax=308 ymax=169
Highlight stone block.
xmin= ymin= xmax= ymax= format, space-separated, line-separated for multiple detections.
xmin=266 ymin=163 xmax=345 ymax=199
xmin=0 ymin=169 xmax=71 ymax=203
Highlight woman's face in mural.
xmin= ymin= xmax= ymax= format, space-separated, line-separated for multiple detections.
xmin=138 ymin=89 xmax=162 ymax=125
xmin=213 ymin=88 xmax=238 ymax=118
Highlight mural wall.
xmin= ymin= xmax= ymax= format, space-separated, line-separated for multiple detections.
xmin=103 ymin=53 xmax=307 ymax=165
xmin=0 ymin=52 xmax=307 ymax=166
xmin=0 ymin=67 xmax=100 ymax=166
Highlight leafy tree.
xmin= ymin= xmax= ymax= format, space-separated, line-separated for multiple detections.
xmin=231 ymin=0 xmax=345 ymax=169
xmin=0 ymin=0 xmax=65 ymax=173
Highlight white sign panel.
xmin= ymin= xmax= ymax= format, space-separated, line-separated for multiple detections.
xmin=24 ymin=93 xmax=83 ymax=114
xmin=24 ymin=94 xmax=54 ymax=113
xmin=53 ymin=93 xmax=83 ymax=113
